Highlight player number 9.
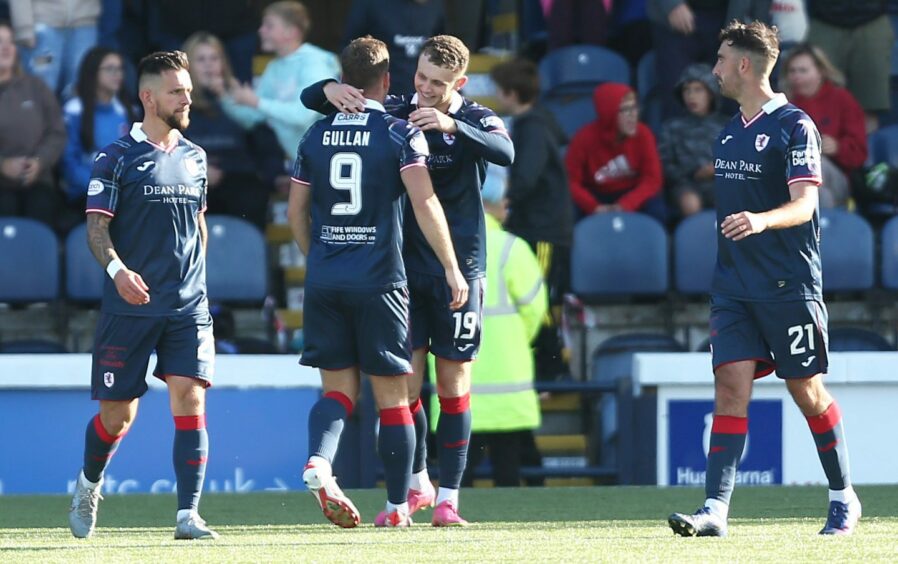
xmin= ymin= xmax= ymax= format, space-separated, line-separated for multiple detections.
xmin=330 ymin=152 xmax=363 ymax=216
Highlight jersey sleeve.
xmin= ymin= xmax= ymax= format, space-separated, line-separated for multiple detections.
xmin=398 ymin=123 xmax=429 ymax=172
xmin=197 ymin=149 xmax=208 ymax=213
xmin=85 ymin=149 xmax=121 ymax=217
xmin=291 ymin=128 xmax=314 ymax=185
xmin=786 ymin=117 xmax=823 ymax=186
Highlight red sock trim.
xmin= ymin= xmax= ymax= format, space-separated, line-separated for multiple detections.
xmin=324 ymin=391 xmax=354 ymax=417
xmin=93 ymin=414 xmax=123 ymax=444
xmin=174 ymin=414 xmax=207 ymax=431
xmin=439 ymin=393 xmax=470 ymax=414
xmin=380 ymin=406 xmax=414 ymax=426
xmin=711 ymin=415 xmax=748 ymax=435
xmin=410 ymin=397 xmax=423 ymax=415
xmin=807 ymin=402 xmax=842 ymax=434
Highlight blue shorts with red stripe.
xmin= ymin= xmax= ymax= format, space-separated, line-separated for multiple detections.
xmin=408 ymin=271 xmax=483 ymax=362
xmin=709 ymin=294 xmax=829 ymax=379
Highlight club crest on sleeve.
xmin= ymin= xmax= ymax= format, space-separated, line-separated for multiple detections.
xmin=755 ymin=134 xmax=770 ymax=152
xmin=103 ymin=372 xmax=115 ymax=388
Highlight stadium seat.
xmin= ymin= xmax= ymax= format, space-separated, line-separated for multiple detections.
xmin=673 ymin=210 xmax=717 ymax=295
xmin=819 ymin=209 xmax=874 ymax=292
xmin=828 ymin=327 xmax=893 ymax=352
xmin=543 ymin=93 xmax=596 ymax=140
xmin=65 ymin=222 xmax=104 ymax=302
xmin=0 ymin=339 xmax=69 ymax=353
xmin=881 ymin=215 xmax=898 ymax=289
xmin=571 ymin=212 xmax=669 ymax=300
xmin=636 ymin=51 xmax=662 ymax=135
xmin=867 ymin=124 xmax=898 ymax=167
xmin=539 ymin=44 xmax=630 ymax=96
xmin=205 ymin=215 xmax=268 ymax=303
xmin=0 ymin=217 xmax=59 ymax=303
xmin=590 ymin=332 xmax=685 ymax=387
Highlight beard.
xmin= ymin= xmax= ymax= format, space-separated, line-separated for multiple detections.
xmin=160 ymin=108 xmax=190 ymax=131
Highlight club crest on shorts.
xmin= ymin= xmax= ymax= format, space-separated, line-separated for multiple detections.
xmin=755 ymin=134 xmax=770 ymax=152
xmin=103 ymin=372 xmax=114 ymax=388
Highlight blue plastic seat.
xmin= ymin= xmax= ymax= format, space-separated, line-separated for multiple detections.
xmin=539 ymin=44 xmax=630 ymax=96
xmin=205 ymin=215 xmax=268 ymax=303
xmin=880 ymin=215 xmax=898 ymax=289
xmin=828 ymin=327 xmax=892 ymax=352
xmin=571 ymin=212 xmax=669 ymax=300
xmin=673 ymin=210 xmax=717 ymax=295
xmin=819 ymin=210 xmax=874 ymax=292
xmin=65 ymin=222 xmax=104 ymax=302
xmin=543 ymin=93 xmax=596 ymax=141
xmin=0 ymin=217 xmax=59 ymax=303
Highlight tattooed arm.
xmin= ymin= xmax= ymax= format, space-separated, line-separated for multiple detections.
xmin=87 ymin=213 xmax=150 ymax=305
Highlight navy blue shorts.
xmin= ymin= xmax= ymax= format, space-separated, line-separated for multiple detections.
xmin=709 ymin=294 xmax=829 ymax=379
xmin=92 ymin=310 xmax=215 ymax=400
xmin=408 ymin=271 xmax=484 ymax=361
xmin=300 ymin=285 xmax=412 ymax=376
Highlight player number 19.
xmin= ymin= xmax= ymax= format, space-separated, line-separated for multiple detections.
xmin=788 ymin=323 xmax=815 ymax=355
xmin=453 ymin=311 xmax=477 ymax=340
xmin=330 ymin=152 xmax=362 ymax=216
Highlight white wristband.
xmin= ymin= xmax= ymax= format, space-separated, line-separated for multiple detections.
xmin=106 ymin=259 xmax=125 ymax=280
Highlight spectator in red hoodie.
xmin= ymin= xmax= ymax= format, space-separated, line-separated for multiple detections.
xmin=782 ymin=43 xmax=867 ymax=208
xmin=566 ymin=82 xmax=666 ymax=222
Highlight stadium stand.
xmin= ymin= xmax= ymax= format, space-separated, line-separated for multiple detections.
xmin=636 ymin=51 xmax=662 ymax=135
xmin=673 ymin=210 xmax=717 ymax=295
xmin=819 ymin=209 xmax=875 ymax=292
xmin=828 ymin=326 xmax=894 ymax=351
xmin=0 ymin=218 xmax=59 ymax=303
xmin=205 ymin=215 xmax=269 ymax=304
xmin=64 ymin=222 xmax=103 ymax=303
xmin=538 ymin=44 xmax=631 ymax=96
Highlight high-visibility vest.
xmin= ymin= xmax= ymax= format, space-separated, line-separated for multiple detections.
xmin=430 ymin=214 xmax=546 ymax=432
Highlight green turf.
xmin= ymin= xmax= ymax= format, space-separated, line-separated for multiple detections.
xmin=2 ymin=486 xmax=897 ymax=562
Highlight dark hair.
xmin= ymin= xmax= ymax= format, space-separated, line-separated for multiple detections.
xmin=490 ymin=58 xmax=540 ymax=104
xmin=421 ymin=35 xmax=469 ymax=74
xmin=0 ymin=20 xmax=23 ymax=78
xmin=719 ymin=20 xmax=780 ymax=73
xmin=75 ymin=47 xmax=135 ymax=151
xmin=341 ymin=36 xmax=390 ymax=91
xmin=137 ymin=50 xmax=189 ymax=86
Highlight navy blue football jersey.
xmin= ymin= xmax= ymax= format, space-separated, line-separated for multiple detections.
xmin=383 ymin=91 xmax=513 ymax=279
xmin=711 ymin=94 xmax=823 ymax=302
xmin=292 ymin=99 xmax=429 ymax=291
xmin=86 ymin=123 xmax=209 ymax=316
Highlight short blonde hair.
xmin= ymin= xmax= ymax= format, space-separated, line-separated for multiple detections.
xmin=264 ymin=1 xmax=311 ymax=37
xmin=182 ymin=32 xmax=235 ymax=112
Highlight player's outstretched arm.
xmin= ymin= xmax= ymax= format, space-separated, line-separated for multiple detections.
xmin=401 ymin=166 xmax=469 ymax=309
xmin=721 ymin=181 xmax=818 ymax=241
xmin=86 ymin=213 xmax=150 ymax=305
xmin=287 ymin=180 xmax=312 ymax=256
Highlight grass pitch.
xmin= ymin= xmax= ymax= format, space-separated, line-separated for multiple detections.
xmin=2 ymin=486 xmax=897 ymax=562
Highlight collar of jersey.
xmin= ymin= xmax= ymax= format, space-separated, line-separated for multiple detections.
xmin=364 ymin=99 xmax=386 ymax=112
xmin=761 ymin=93 xmax=788 ymax=114
xmin=410 ymin=90 xmax=463 ymax=115
xmin=130 ymin=122 xmax=181 ymax=150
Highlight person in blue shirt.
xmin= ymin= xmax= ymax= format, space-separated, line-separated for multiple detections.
xmin=302 ymin=34 xmax=515 ymax=526
xmin=289 ymin=36 xmax=466 ymax=529
xmin=68 ymin=50 xmax=218 ymax=542
xmin=62 ymin=46 xmax=135 ymax=207
xmin=668 ymin=20 xmax=860 ymax=539
xmin=221 ymin=0 xmax=340 ymax=176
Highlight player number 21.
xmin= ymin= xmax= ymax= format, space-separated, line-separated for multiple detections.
xmin=453 ymin=311 xmax=477 ymax=340
xmin=787 ymin=323 xmax=815 ymax=355
xmin=330 ymin=152 xmax=362 ymax=216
